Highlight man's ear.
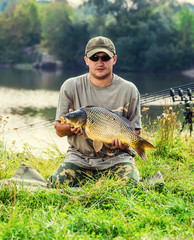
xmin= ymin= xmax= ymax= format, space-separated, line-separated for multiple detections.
xmin=84 ymin=56 xmax=89 ymax=66
xmin=113 ymin=55 xmax=117 ymax=65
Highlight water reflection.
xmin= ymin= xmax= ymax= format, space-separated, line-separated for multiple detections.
xmin=0 ymin=68 xmax=193 ymax=93
xmin=0 ymin=67 xmax=193 ymax=124
xmin=10 ymin=106 xmax=56 ymax=120
xmin=0 ymin=74 xmax=190 ymax=154
xmin=118 ymin=71 xmax=194 ymax=94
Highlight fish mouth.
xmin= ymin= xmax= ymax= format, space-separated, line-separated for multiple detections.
xmin=60 ymin=116 xmax=67 ymax=124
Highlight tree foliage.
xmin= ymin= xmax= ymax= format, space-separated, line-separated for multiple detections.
xmin=0 ymin=0 xmax=193 ymax=71
xmin=0 ymin=0 xmax=41 ymax=62
xmin=41 ymin=1 xmax=89 ymax=69
xmin=102 ymin=0 xmax=194 ymax=71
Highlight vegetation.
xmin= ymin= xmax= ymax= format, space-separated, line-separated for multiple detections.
xmin=0 ymin=0 xmax=194 ymax=71
xmin=0 ymin=107 xmax=193 ymax=239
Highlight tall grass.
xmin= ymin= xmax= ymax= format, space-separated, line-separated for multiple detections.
xmin=0 ymin=109 xmax=193 ymax=240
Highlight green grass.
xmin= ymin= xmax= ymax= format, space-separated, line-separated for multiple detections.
xmin=0 ymin=108 xmax=193 ymax=240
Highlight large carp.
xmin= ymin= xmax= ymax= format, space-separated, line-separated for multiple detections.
xmin=60 ymin=106 xmax=156 ymax=161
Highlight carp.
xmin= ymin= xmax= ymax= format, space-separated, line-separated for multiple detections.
xmin=60 ymin=106 xmax=156 ymax=161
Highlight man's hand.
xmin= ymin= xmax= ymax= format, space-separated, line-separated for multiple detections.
xmin=111 ymin=138 xmax=128 ymax=150
xmin=69 ymin=125 xmax=83 ymax=135
xmin=135 ymin=129 xmax=141 ymax=135
xmin=55 ymin=108 xmax=83 ymax=137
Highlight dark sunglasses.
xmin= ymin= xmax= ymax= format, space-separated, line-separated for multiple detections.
xmin=89 ymin=54 xmax=112 ymax=62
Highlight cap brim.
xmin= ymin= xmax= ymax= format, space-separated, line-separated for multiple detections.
xmin=86 ymin=48 xmax=114 ymax=58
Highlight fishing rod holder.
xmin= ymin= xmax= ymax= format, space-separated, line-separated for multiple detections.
xmin=169 ymin=87 xmax=193 ymax=134
xmin=170 ymin=87 xmax=193 ymax=103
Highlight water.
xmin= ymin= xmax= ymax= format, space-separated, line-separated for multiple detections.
xmin=0 ymin=67 xmax=193 ymax=120
xmin=0 ymin=67 xmax=193 ymax=93
xmin=0 ymin=68 xmax=67 ymax=90
xmin=0 ymin=67 xmax=193 ymax=153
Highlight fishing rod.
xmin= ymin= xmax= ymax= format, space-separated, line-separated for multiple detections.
xmin=141 ymin=83 xmax=194 ymax=105
xmin=170 ymin=87 xmax=193 ymax=135
xmin=6 ymin=118 xmax=55 ymax=133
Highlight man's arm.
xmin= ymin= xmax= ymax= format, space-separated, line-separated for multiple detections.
xmin=54 ymin=121 xmax=83 ymax=137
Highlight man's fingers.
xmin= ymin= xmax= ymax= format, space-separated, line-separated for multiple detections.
xmin=112 ymin=138 xmax=126 ymax=150
xmin=112 ymin=138 xmax=119 ymax=147
xmin=118 ymin=140 xmax=122 ymax=148
xmin=70 ymin=126 xmax=82 ymax=135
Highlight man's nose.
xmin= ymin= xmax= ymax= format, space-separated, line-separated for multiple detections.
xmin=97 ymin=58 xmax=104 ymax=64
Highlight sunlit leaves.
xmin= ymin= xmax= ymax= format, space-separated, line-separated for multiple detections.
xmin=0 ymin=0 xmax=41 ymax=62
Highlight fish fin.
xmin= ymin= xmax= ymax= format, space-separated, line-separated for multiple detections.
xmin=142 ymin=139 xmax=156 ymax=150
xmin=134 ymin=146 xmax=146 ymax=161
xmin=80 ymin=105 xmax=96 ymax=110
xmin=93 ymin=141 xmax=103 ymax=152
xmin=134 ymin=139 xmax=156 ymax=161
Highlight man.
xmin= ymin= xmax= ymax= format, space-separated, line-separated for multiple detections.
xmin=48 ymin=36 xmax=142 ymax=187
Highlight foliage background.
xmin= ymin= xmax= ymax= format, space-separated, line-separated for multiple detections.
xmin=0 ymin=0 xmax=194 ymax=71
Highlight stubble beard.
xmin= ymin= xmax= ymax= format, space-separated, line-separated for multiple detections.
xmin=91 ymin=70 xmax=112 ymax=80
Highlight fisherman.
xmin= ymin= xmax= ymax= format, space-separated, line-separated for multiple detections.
xmin=48 ymin=36 xmax=142 ymax=187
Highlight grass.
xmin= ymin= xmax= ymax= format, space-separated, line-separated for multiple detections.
xmin=0 ymin=107 xmax=193 ymax=240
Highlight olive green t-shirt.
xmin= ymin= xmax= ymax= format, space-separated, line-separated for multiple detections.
xmin=56 ymin=73 xmax=142 ymax=169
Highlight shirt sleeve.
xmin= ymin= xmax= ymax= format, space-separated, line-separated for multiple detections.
xmin=55 ymin=80 xmax=74 ymax=121
xmin=127 ymin=85 xmax=142 ymax=129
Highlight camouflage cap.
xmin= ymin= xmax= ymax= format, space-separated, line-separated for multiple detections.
xmin=85 ymin=36 xmax=116 ymax=58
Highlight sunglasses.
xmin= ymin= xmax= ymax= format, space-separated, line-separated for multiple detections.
xmin=89 ymin=54 xmax=112 ymax=62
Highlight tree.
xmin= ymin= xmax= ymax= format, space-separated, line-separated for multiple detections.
xmin=103 ymin=0 xmax=193 ymax=71
xmin=174 ymin=8 xmax=194 ymax=68
xmin=41 ymin=1 xmax=90 ymax=69
xmin=0 ymin=0 xmax=41 ymax=62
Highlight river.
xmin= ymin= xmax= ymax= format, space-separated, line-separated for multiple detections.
xmin=0 ymin=67 xmax=193 ymax=93
xmin=0 ymin=67 xmax=193 ymax=154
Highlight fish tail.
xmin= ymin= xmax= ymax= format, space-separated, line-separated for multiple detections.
xmin=134 ymin=139 xmax=156 ymax=161
xmin=142 ymin=139 xmax=156 ymax=150
xmin=134 ymin=146 xmax=146 ymax=161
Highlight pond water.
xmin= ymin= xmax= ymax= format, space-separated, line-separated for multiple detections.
xmin=1 ymin=67 xmax=193 ymax=118
xmin=0 ymin=67 xmax=193 ymax=154
xmin=0 ymin=67 xmax=193 ymax=93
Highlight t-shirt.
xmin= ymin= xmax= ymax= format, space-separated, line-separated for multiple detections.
xmin=56 ymin=73 xmax=142 ymax=169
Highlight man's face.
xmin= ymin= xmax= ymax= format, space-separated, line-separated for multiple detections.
xmin=84 ymin=52 xmax=117 ymax=80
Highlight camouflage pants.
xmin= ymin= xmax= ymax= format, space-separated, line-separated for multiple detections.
xmin=48 ymin=162 xmax=139 ymax=188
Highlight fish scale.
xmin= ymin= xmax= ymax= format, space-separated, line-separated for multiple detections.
xmin=84 ymin=107 xmax=139 ymax=144
xmin=62 ymin=106 xmax=156 ymax=161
